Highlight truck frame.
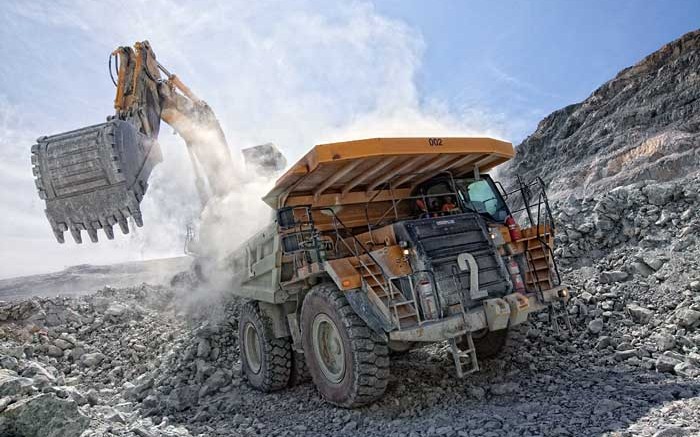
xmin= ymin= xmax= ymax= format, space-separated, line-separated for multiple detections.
xmin=229 ymin=137 xmax=571 ymax=407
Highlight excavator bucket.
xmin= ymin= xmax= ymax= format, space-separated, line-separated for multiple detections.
xmin=31 ymin=119 xmax=162 ymax=243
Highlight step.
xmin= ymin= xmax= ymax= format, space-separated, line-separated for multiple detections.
xmin=527 ymin=259 xmax=552 ymax=271
xmin=364 ymin=276 xmax=387 ymax=287
xmin=527 ymin=252 xmax=549 ymax=261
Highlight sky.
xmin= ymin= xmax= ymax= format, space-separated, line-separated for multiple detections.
xmin=0 ymin=0 xmax=697 ymax=278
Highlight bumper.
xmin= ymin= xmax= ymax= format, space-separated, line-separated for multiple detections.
xmin=389 ymin=285 xmax=569 ymax=343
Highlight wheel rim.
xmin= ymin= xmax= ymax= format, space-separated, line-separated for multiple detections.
xmin=312 ymin=313 xmax=345 ymax=384
xmin=244 ymin=322 xmax=262 ymax=374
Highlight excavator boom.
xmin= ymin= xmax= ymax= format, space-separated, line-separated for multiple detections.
xmin=31 ymin=41 xmax=239 ymax=244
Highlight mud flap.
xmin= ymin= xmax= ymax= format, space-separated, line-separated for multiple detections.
xmin=31 ymin=119 xmax=162 ymax=243
xmin=345 ymin=289 xmax=394 ymax=335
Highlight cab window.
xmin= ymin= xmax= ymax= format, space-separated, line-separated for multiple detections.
xmin=457 ymin=178 xmax=509 ymax=222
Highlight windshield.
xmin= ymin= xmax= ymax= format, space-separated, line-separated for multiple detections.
xmin=455 ymin=177 xmax=509 ymax=222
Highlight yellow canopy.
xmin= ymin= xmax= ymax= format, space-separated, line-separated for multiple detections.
xmin=263 ymin=137 xmax=514 ymax=208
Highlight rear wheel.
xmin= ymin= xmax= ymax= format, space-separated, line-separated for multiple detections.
xmin=459 ymin=328 xmax=509 ymax=359
xmin=301 ymin=283 xmax=389 ymax=408
xmin=239 ymin=301 xmax=292 ymax=391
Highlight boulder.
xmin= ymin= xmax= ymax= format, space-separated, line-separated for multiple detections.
xmin=0 ymin=355 xmax=18 ymax=371
xmin=53 ymin=339 xmax=73 ymax=350
xmin=0 ymin=369 xmax=36 ymax=397
xmin=673 ymin=362 xmax=700 ymax=378
xmin=166 ymin=385 xmax=199 ymax=412
xmin=81 ymin=352 xmax=106 ymax=368
xmin=199 ymin=369 xmax=232 ymax=397
xmin=588 ymin=319 xmax=604 ymax=334
xmin=46 ymin=345 xmax=63 ymax=358
xmin=105 ymin=302 xmax=128 ymax=319
xmin=599 ymin=271 xmax=629 ymax=283
xmin=642 ymin=183 xmax=677 ymax=206
xmin=655 ymin=333 xmax=676 ymax=352
xmin=627 ymin=304 xmax=654 ymax=324
xmin=656 ymin=355 xmax=683 ymax=373
xmin=676 ymin=309 xmax=700 ymax=329
xmin=0 ymin=394 xmax=89 ymax=437
xmin=21 ymin=362 xmax=56 ymax=383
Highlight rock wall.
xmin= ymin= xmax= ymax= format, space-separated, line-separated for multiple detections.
xmin=502 ymin=29 xmax=700 ymax=200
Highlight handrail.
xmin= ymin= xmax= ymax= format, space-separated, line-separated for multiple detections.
xmin=316 ymin=207 xmax=407 ymax=328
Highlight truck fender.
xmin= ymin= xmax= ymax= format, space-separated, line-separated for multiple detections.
xmin=344 ymin=289 xmax=393 ymax=336
xmin=257 ymin=301 xmax=291 ymax=338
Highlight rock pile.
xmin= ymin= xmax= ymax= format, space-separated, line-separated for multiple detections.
xmin=0 ymin=285 xmax=206 ymax=437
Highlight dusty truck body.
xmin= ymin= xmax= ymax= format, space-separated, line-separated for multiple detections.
xmin=230 ymin=137 xmax=571 ymax=407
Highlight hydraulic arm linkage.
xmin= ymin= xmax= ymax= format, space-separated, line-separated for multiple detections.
xmin=31 ymin=41 xmax=235 ymax=243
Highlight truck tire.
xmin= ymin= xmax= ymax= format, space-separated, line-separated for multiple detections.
xmin=239 ymin=301 xmax=292 ymax=392
xmin=459 ymin=328 xmax=509 ymax=359
xmin=289 ymin=350 xmax=311 ymax=386
xmin=301 ymin=283 xmax=389 ymax=408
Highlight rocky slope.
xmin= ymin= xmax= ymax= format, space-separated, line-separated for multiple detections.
xmin=502 ymin=29 xmax=700 ymax=200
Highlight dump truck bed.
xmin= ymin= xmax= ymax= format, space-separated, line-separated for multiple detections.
xmin=263 ymin=137 xmax=514 ymax=208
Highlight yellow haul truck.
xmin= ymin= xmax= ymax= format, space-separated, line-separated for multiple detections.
xmin=230 ymin=137 xmax=571 ymax=407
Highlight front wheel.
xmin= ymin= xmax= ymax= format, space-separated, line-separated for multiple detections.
xmin=239 ymin=301 xmax=292 ymax=392
xmin=301 ymin=284 xmax=390 ymax=408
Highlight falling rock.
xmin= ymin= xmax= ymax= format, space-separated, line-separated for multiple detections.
xmin=0 ymin=393 xmax=90 ymax=437
xmin=627 ymin=304 xmax=654 ymax=324
xmin=690 ymin=281 xmax=700 ymax=292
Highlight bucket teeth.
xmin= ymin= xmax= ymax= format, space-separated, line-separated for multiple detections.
xmin=53 ymin=229 xmax=65 ymax=244
xmin=87 ymin=227 xmax=99 ymax=243
xmin=117 ymin=215 xmax=130 ymax=234
xmin=133 ymin=212 xmax=144 ymax=227
xmin=104 ymin=225 xmax=114 ymax=240
xmin=70 ymin=227 xmax=83 ymax=244
xmin=31 ymin=119 xmax=162 ymax=244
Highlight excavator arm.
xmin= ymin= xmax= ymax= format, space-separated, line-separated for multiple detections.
xmin=31 ymin=41 xmax=239 ymax=244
